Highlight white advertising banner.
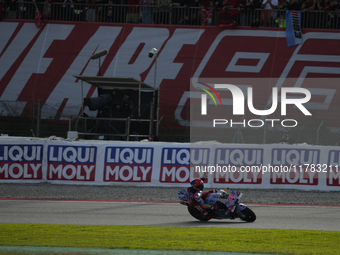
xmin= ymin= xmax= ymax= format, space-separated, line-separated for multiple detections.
xmin=0 ymin=137 xmax=339 ymax=191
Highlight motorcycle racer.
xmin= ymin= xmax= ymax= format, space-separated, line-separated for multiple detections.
xmin=178 ymin=185 xmax=257 ymax=222
xmin=186 ymin=177 xmax=217 ymax=219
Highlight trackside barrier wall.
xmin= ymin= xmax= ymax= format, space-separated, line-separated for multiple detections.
xmin=2 ymin=21 xmax=340 ymax=146
xmin=0 ymin=137 xmax=340 ymax=191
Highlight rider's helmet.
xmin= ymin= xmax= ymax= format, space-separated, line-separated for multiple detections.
xmin=190 ymin=178 xmax=204 ymax=191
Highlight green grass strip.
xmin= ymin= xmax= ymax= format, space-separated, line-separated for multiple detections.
xmin=0 ymin=224 xmax=339 ymax=255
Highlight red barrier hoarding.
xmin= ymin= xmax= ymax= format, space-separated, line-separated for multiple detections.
xmin=1 ymin=21 xmax=340 ymax=128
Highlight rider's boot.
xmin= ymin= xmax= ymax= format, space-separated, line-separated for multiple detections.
xmin=195 ymin=205 xmax=211 ymax=219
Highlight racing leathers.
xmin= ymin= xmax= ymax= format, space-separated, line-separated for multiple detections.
xmin=186 ymin=187 xmax=217 ymax=219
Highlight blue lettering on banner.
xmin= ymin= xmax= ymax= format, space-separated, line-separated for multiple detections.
xmin=104 ymin=147 xmax=153 ymax=182
xmin=213 ymin=148 xmax=263 ymax=184
xmin=271 ymin=148 xmax=319 ymax=165
xmin=160 ymin=148 xmax=210 ymax=183
xmin=270 ymin=148 xmax=320 ymax=185
xmin=47 ymin=145 xmax=97 ymax=181
xmin=0 ymin=145 xmax=43 ymax=180
xmin=215 ymin=148 xmax=263 ymax=165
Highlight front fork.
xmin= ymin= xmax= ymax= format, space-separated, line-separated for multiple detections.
xmin=233 ymin=203 xmax=247 ymax=218
xmin=225 ymin=203 xmax=247 ymax=219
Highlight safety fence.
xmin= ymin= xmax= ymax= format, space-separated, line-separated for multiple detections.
xmin=0 ymin=100 xmax=190 ymax=142
xmin=1 ymin=100 xmax=340 ymax=146
xmin=1 ymin=1 xmax=340 ymax=29
xmin=189 ymin=116 xmax=340 ymax=146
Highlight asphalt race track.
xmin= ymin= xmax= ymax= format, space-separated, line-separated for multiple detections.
xmin=0 ymin=199 xmax=339 ymax=231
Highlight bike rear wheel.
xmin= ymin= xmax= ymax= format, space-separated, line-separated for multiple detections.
xmin=187 ymin=206 xmax=210 ymax=221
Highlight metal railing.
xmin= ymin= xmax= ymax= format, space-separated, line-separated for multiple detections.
xmin=2 ymin=100 xmax=340 ymax=145
xmin=74 ymin=116 xmax=158 ymax=141
xmin=1 ymin=1 xmax=340 ymax=29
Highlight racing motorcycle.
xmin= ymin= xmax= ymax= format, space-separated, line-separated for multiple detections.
xmin=177 ymin=188 xmax=256 ymax=222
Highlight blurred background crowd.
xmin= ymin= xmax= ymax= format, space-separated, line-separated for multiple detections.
xmin=0 ymin=0 xmax=339 ymax=28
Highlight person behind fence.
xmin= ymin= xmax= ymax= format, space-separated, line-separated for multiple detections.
xmin=117 ymin=94 xmax=135 ymax=118
xmin=239 ymin=0 xmax=259 ymax=26
xmin=82 ymin=94 xmax=116 ymax=136
xmin=0 ymin=1 xmax=5 ymax=20
xmin=41 ymin=0 xmax=52 ymax=20
xmin=277 ymin=0 xmax=288 ymax=9
xmin=275 ymin=12 xmax=286 ymax=26
xmin=187 ymin=0 xmax=201 ymax=25
xmin=105 ymin=7 xmax=113 ymax=21
xmin=113 ymin=0 xmax=127 ymax=23
xmin=62 ymin=0 xmax=74 ymax=21
xmin=5 ymin=0 xmax=18 ymax=19
xmin=324 ymin=0 xmax=339 ymax=28
xmin=157 ymin=0 xmax=171 ymax=24
xmin=73 ymin=0 xmax=85 ymax=21
xmin=301 ymin=0 xmax=315 ymax=28
xmin=85 ymin=0 xmax=97 ymax=22
xmin=179 ymin=0 xmax=199 ymax=25
xmin=287 ymin=0 xmax=302 ymax=10
xmin=313 ymin=0 xmax=326 ymax=28
xmin=139 ymin=0 xmax=154 ymax=24
xmin=199 ymin=1 xmax=216 ymax=25
xmin=126 ymin=0 xmax=140 ymax=23
xmin=261 ymin=0 xmax=278 ymax=26
xmin=217 ymin=0 xmax=241 ymax=28
xmin=170 ymin=0 xmax=184 ymax=25
xmin=207 ymin=0 xmax=218 ymax=24
xmin=239 ymin=0 xmax=261 ymax=27
xmin=279 ymin=130 xmax=295 ymax=144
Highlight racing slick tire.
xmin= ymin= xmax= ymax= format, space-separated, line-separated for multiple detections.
xmin=187 ymin=206 xmax=211 ymax=221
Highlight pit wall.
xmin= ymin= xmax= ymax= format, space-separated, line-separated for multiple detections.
xmin=0 ymin=137 xmax=339 ymax=191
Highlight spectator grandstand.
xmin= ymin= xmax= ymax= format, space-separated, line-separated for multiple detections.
xmin=0 ymin=0 xmax=339 ymax=29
